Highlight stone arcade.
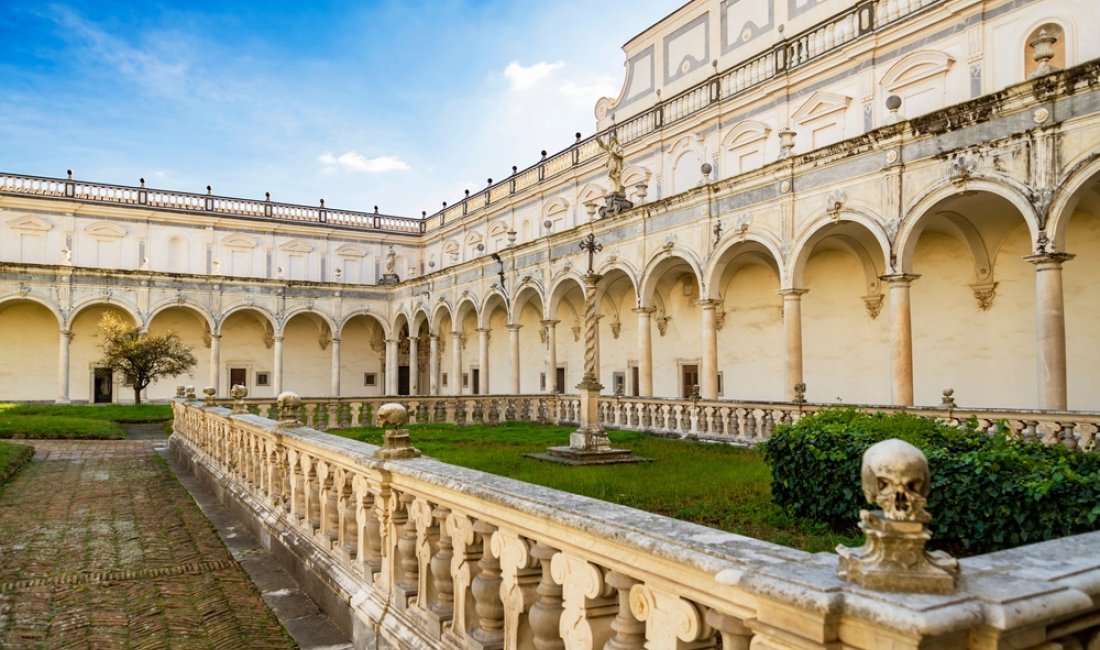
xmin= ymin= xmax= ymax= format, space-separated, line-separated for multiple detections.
xmin=6 ymin=0 xmax=1100 ymax=647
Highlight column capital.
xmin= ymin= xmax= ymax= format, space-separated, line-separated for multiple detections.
xmin=429 ymin=334 xmax=440 ymax=341
xmin=273 ymin=335 xmax=285 ymax=343
xmin=450 ymin=330 xmax=462 ymax=338
xmin=632 ymin=306 xmax=656 ymax=315
xmin=695 ymin=298 xmax=721 ymax=309
xmin=777 ymin=288 xmax=809 ymax=298
xmin=880 ymin=273 xmax=921 ymax=286
xmin=582 ymin=272 xmax=603 ymax=286
xmin=59 ymin=329 xmax=73 ymax=338
xmin=330 ymin=337 xmax=340 ymax=343
xmin=476 ymin=327 xmax=491 ymax=334
xmin=209 ymin=333 xmax=222 ymax=341
xmin=1024 ymin=252 xmax=1076 ymax=267
xmin=385 ymin=337 xmax=399 ymax=344
xmin=507 ymin=323 xmax=522 ymax=332
xmin=540 ymin=319 xmax=560 ymax=327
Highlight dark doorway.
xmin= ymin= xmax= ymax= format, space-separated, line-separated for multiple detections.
xmin=631 ymin=366 xmax=640 ymax=397
xmin=555 ymin=367 xmax=565 ymax=394
xmin=471 ymin=368 xmax=480 ymax=395
xmin=682 ymin=364 xmax=699 ymax=398
xmin=229 ymin=367 xmax=247 ymax=389
xmin=93 ymin=368 xmax=113 ymax=403
xmin=398 ymin=366 xmax=410 ymax=395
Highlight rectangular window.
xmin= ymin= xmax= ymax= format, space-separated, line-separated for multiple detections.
xmin=255 ymin=372 xmax=269 ymax=387
xmin=442 ymin=372 xmax=448 ymax=387
xmin=612 ymin=372 xmax=625 ymax=395
xmin=364 ymin=372 xmax=377 ymax=387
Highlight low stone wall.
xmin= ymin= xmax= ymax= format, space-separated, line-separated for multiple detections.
xmin=171 ymin=400 xmax=1100 ymax=649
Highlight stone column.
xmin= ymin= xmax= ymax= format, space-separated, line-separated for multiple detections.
xmin=882 ymin=275 xmax=919 ymax=406
xmin=408 ymin=335 xmax=419 ymax=395
xmin=385 ymin=338 xmax=399 ymax=395
xmin=330 ymin=337 xmax=341 ymax=397
xmin=1026 ymin=253 xmax=1074 ymax=410
xmin=541 ymin=320 xmax=559 ymax=393
xmin=572 ymin=273 xmax=607 ymax=447
xmin=451 ymin=331 xmax=463 ymax=396
xmin=57 ymin=329 xmax=72 ymax=404
xmin=508 ymin=324 xmax=521 ymax=394
xmin=633 ymin=308 xmax=654 ymax=397
xmin=477 ymin=328 xmax=490 ymax=394
xmin=428 ymin=335 xmax=440 ymax=396
xmin=698 ymin=300 xmax=719 ymax=399
xmin=273 ymin=335 xmax=285 ymax=394
xmin=209 ymin=334 xmax=221 ymax=393
xmin=779 ymin=289 xmax=808 ymax=401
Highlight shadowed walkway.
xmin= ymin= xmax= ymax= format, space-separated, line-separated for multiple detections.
xmin=0 ymin=432 xmax=346 ymax=649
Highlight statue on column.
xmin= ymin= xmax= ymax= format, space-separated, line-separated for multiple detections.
xmin=596 ymin=131 xmax=634 ymax=219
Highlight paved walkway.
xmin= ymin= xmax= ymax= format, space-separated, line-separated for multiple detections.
xmin=0 ymin=430 xmax=350 ymax=649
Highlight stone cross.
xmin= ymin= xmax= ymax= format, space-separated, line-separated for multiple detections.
xmin=579 ymin=233 xmax=603 ymax=275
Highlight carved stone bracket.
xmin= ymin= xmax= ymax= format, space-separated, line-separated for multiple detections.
xmin=862 ymin=294 xmax=884 ymax=319
xmin=655 ymin=312 xmax=671 ymax=337
xmin=826 ymin=188 xmax=847 ymax=219
xmin=946 ymin=153 xmax=978 ymax=189
xmin=970 ymin=282 xmax=997 ymax=310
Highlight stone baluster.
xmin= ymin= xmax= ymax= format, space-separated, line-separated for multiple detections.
xmin=604 ymin=571 xmax=645 ymax=650
xmin=394 ymin=493 xmax=420 ymax=603
xmin=446 ymin=512 xmax=478 ymax=640
xmin=428 ymin=506 xmax=455 ymax=620
xmin=337 ymin=470 xmax=357 ymax=558
xmin=704 ymin=611 xmax=753 ymax=650
xmin=288 ymin=448 xmax=304 ymax=522
xmin=318 ymin=461 xmax=339 ymax=542
xmin=629 ymin=584 xmax=717 ymax=649
xmin=371 ymin=478 xmax=392 ymax=581
xmin=551 ymin=553 xmax=617 ymax=649
xmin=492 ymin=529 xmax=541 ymax=650
xmin=304 ymin=456 xmax=321 ymax=533
xmin=528 ymin=543 xmax=564 ymax=650
xmin=469 ymin=520 xmax=505 ymax=648
xmin=412 ymin=497 xmax=440 ymax=613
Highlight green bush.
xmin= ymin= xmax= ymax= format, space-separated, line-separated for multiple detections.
xmin=0 ymin=440 xmax=34 ymax=487
xmin=762 ymin=408 xmax=1100 ymax=555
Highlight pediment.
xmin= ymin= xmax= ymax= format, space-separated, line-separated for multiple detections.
xmin=464 ymin=232 xmax=483 ymax=246
xmin=881 ymin=51 xmax=955 ymax=91
xmin=7 ymin=215 xmax=53 ymax=232
xmin=442 ymin=239 xmax=460 ymax=254
xmin=488 ymin=220 xmax=510 ymax=236
xmin=222 ymin=233 xmax=258 ymax=250
xmin=577 ymin=183 xmax=606 ymax=205
xmin=84 ymin=221 xmax=126 ymax=239
xmin=278 ymin=239 xmax=313 ymax=254
xmin=542 ymin=197 xmax=570 ymax=216
xmin=621 ymin=165 xmax=651 ymax=188
xmin=722 ymin=120 xmax=771 ymax=149
xmin=335 ymin=243 xmax=366 ymax=258
xmin=792 ymin=90 xmax=852 ymax=123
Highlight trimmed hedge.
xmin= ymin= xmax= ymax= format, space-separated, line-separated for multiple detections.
xmin=0 ymin=440 xmax=34 ymax=487
xmin=762 ymin=408 xmax=1100 ymax=555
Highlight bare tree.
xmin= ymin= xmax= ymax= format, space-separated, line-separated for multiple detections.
xmin=97 ymin=313 xmax=197 ymax=405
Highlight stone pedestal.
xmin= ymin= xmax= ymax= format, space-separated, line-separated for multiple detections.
xmin=529 ymin=375 xmax=646 ymax=465
xmin=837 ymin=510 xmax=959 ymax=594
xmin=374 ymin=429 xmax=422 ymax=460
xmin=598 ymin=191 xmax=634 ymax=219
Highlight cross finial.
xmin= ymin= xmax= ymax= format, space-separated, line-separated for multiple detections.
xmin=579 ymin=233 xmax=603 ymax=274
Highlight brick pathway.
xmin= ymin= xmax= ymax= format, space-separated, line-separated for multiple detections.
xmin=0 ymin=439 xmax=295 ymax=649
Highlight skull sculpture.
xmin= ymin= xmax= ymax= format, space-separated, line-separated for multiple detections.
xmin=861 ymin=439 xmax=930 ymax=522
xmin=276 ymin=391 xmax=302 ymax=428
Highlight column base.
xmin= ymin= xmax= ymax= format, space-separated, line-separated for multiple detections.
xmin=527 ymin=445 xmax=648 ymax=466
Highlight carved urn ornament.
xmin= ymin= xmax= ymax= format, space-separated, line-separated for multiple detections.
xmin=836 ymin=439 xmax=959 ymax=593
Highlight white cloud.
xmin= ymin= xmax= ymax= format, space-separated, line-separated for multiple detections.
xmin=504 ymin=60 xmax=564 ymax=91
xmin=560 ymin=77 xmax=619 ymax=108
xmin=318 ymin=152 xmax=410 ymax=173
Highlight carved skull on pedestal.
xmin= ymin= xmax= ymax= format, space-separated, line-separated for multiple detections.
xmin=861 ymin=439 xmax=931 ymax=522
xmin=276 ymin=391 xmax=302 ymax=428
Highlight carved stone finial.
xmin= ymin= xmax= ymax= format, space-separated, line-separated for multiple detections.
xmin=175 ymin=385 xmax=186 ymax=399
xmin=185 ymin=385 xmax=197 ymax=401
xmin=941 ymin=388 xmax=956 ymax=409
xmin=202 ymin=386 xmax=216 ymax=407
xmin=230 ymin=384 xmax=249 ymax=414
xmin=837 ymin=439 xmax=959 ymax=593
xmin=1029 ymin=28 xmax=1058 ymax=79
xmin=275 ymin=391 xmax=303 ymax=428
xmin=793 ymin=383 xmax=807 ymax=405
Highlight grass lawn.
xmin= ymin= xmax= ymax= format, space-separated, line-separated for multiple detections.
xmin=332 ymin=421 xmax=860 ymax=554
xmin=0 ymin=403 xmax=173 ymax=439
xmin=0 ymin=440 xmax=34 ymax=487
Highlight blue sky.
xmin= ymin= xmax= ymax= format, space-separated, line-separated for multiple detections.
xmin=0 ymin=1 xmax=674 ymax=216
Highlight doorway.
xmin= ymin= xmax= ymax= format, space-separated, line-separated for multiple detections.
xmin=555 ymin=367 xmax=565 ymax=394
xmin=398 ymin=366 xmax=410 ymax=395
xmin=229 ymin=367 xmax=247 ymax=390
xmin=681 ymin=364 xmax=699 ymax=398
xmin=471 ymin=368 xmax=480 ymax=395
xmin=93 ymin=368 xmax=113 ymax=403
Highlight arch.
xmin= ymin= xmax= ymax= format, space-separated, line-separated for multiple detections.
xmin=282 ymin=307 xmax=337 ymax=338
xmin=547 ymin=272 xmax=586 ymax=321
xmin=620 ymin=165 xmax=651 ymax=189
xmin=452 ymin=295 xmax=479 ymax=333
xmin=510 ymin=283 xmax=546 ymax=324
xmin=337 ymin=310 xmax=390 ymax=339
xmin=431 ymin=299 xmax=454 ymax=335
xmin=896 ymin=179 xmax=1040 ymax=274
xmin=410 ymin=307 xmax=431 ymax=334
xmin=0 ymin=294 xmax=63 ymax=328
xmin=145 ymin=300 xmax=215 ymax=333
xmin=594 ymin=257 xmax=641 ymax=306
xmin=1048 ymin=153 xmax=1100 ymax=251
xmin=789 ymin=208 xmax=891 ymax=288
xmin=216 ymin=303 xmax=277 ymax=336
xmin=704 ymin=232 xmax=785 ymax=292
xmin=66 ymin=298 xmax=141 ymax=330
xmin=639 ymin=249 xmax=705 ymax=305
xmin=479 ymin=289 xmax=508 ymax=329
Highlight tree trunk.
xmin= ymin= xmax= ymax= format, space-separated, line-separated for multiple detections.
xmin=133 ymin=386 xmax=142 ymax=405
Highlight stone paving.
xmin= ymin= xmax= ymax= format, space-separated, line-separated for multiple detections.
xmin=0 ymin=438 xmax=297 ymax=649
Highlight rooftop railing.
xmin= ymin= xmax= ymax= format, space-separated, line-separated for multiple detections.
xmin=0 ymin=171 xmax=424 ymax=235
